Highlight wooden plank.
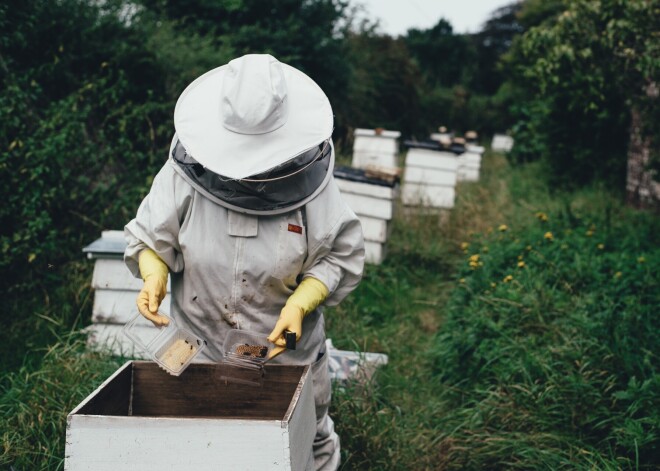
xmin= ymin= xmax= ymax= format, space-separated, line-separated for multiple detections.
xmin=69 ymin=361 xmax=133 ymax=417
xmin=85 ymin=323 xmax=149 ymax=358
xmin=354 ymin=128 xmax=401 ymax=139
xmin=458 ymin=168 xmax=480 ymax=182
xmin=285 ymin=366 xmax=316 ymax=470
xmin=66 ymin=362 xmax=315 ymax=471
xmin=339 ymin=192 xmax=394 ymax=220
xmin=335 ymin=177 xmax=398 ymax=199
xmin=352 ymin=151 xmax=397 ymax=170
xmin=92 ymin=259 xmax=143 ymax=291
xmin=403 ymin=166 xmax=457 ymax=186
xmin=466 ymin=144 xmax=485 ymax=154
xmin=401 ymin=183 xmax=455 ymax=208
xmin=131 ymin=362 xmax=305 ymax=419
xmin=460 ymin=153 xmax=482 ymax=165
xmin=92 ymin=258 xmax=170 ymax=291
xmin=405 ymin=149 xmax=458 ymax=171
xmin=92 ymin=289 xmax=171 ymax=324
xmin=353 ymin=135 xmax=398 ymax=154
xmin=66 ymin=415 xmax=291 ymax=471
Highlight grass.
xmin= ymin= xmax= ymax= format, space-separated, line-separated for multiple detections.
xmin=1 ymin=149 xmax=658 ymax=470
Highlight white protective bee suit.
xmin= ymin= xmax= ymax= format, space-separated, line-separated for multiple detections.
xmin=124 ymin=54 xmax=365 ymax=471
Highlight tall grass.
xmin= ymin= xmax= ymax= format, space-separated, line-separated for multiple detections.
xmin=1 ymin=150 xmax=658 ymax=470
xmin=327 ymin=151 xmax=659 ymax=470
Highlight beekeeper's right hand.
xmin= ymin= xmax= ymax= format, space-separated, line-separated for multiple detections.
xmin=137 ymin=248 xmax=170 ymax=326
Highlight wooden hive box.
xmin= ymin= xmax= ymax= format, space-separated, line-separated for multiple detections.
xmin=83 ymin=230 xmax=171 ymax=356
xmin=351 ymin=128 xmax=401 ymax=170
xmin=457 ymin=145 xmax=484 ymax=182
xmin=334 ymin=166 xmax=399 ymax=265
xmin=401 ymin=148 xmax=458 ymax=209
xmin=65 ymin=361 xmax=315 ymax=471
xmin=491 ymin=134 xmax=514 ymax=152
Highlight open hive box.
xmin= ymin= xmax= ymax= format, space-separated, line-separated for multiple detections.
xmin=65 ymin=361 xmax=315 ymax=471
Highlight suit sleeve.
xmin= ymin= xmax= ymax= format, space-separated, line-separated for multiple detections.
xmin=123 ymin=161 xmax=192 ymax=278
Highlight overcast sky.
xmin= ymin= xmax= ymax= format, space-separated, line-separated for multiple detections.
xmin=353 ymin=0 xmax=515 ymax=36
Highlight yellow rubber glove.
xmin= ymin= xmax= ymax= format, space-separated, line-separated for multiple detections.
xmin=137 ymin=248 xmax=170 ymax=326
xmin=267 ymin=277 xmax=328 ymax=359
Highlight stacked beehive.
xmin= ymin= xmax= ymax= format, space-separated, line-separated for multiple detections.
xmin=82 ymin=230 xmax=171 ymax=355
xmin=351 ymin=128 xmax=401 ymax=170
xmin=457 ymin=143 xmax=485 ymax=182
xmin=334 ymin=166 xmax=399 ymax=265
xmin=401 ymin=142 xmax=459 ymax=210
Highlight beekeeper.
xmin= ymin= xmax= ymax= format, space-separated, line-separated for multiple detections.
xmin=123 ymin=53 xmax=365 ymax=470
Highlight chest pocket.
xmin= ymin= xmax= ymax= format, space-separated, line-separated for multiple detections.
xmin=273 ymin=207 xmax=308 ymax=286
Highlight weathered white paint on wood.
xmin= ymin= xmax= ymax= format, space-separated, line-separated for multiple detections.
xmin=92 ymin=290 xmax=171 ymax=324
xmin=364 ymin=240 xmax=386 ymax=265
xmin=338 ymin=192 xmax=394 ymax=220
xmin=359 ymin=215 xmax=389 ymax=243
xmin=352 ymin=128 xmax=400 ymax=170
xmin=401 ymin=184 xmax=456 ymax=208
xmin=404 ymin=166 xmax=457 ymax=186
xmin=354 ymin=128 xmax=401 ymax=139
xmin=335 ymin=177 xmax=397 ymax=199
xmin=65 ymin=362 xmax=315 ymax=471
xmin=92 ymin=259 xmax=143 ymax=291
xmin=405 ymin=149 xmax=459 ymax=171
xmin=457 ymin=151 xmax=482 ymax=182
xmin=402 ymin=148 xmax=458 ymax=209
xmin=466 ymin=144 xmax=485 ymax=154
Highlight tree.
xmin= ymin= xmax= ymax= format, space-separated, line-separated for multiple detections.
xmin=508 ymin=0 xmax=659 ymax=198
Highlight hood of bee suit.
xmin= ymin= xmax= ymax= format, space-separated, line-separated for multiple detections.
xmin=169 ymin=135 xmax=334 ymax=216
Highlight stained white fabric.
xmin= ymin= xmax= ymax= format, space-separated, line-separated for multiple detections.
xmin=124 ymin=146 xmax=364 ymax=470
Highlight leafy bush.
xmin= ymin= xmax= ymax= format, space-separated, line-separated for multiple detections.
xmin=430 ymin=203 xmax=660 ymax=468
xmin=507 ymin=0 xmax=659 ymax=188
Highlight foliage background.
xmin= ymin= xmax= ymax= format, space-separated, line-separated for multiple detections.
xmin=1 ymin=0 xmax=658 ymax=469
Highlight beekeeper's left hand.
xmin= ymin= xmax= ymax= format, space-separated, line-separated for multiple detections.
xmin=267 ymin=277 xmax=328 ymax=357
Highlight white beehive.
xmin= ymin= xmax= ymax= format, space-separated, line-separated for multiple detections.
xmin=352 ymin=128 xmax=401 ymax=170
xmin=457 ymin=144 xmax=484 ymax=182
xmin=334 ymin=167 xmax=399 ymax=265
xmin=402 ymin=148 xmax=458 ymax=209
xmin=65 ymin=361 xmax=315 ymax=471
xmin=82 ymin=230 xmax=171 ymax=356
xmin=491 ymin=134 xmax=514 ymax=152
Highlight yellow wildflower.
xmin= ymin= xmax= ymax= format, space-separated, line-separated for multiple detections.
xmin=503 ymin=274 xmax=514 ymax=283
xmin=459 ymin=278 xmax=466 ymax=284
xmin=526 ymin=245 xmax=533 ymax=251
xmin=517 ymin=261 xmax=526 ymax=268
xmin=460 ymin=242 xmax=469 ymax=250
xmin=597 ymin=243 xmax=604 ymax=250
xmin=469 ymin=254 xmax=480 ymax=262
xmin=544 ymin=232 xmax=553 ymax=241
xmin=586 ymin=230 xmax=594 ymax=237
xmin=614 ymin=271 xmax=622 ymax=279
xmin=498 ymin=224 xmax=508 ymax=232
xmin=490 ymin=282 xmax=497 ymax=288
xmin=637 ymin=256 xmax=646 ymax=263
xmin=536 ymin=212 xmax=548 ymax=221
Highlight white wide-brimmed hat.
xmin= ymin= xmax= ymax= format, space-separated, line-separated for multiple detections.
xmin=173 ymin=54 xmax=333 ymax=180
